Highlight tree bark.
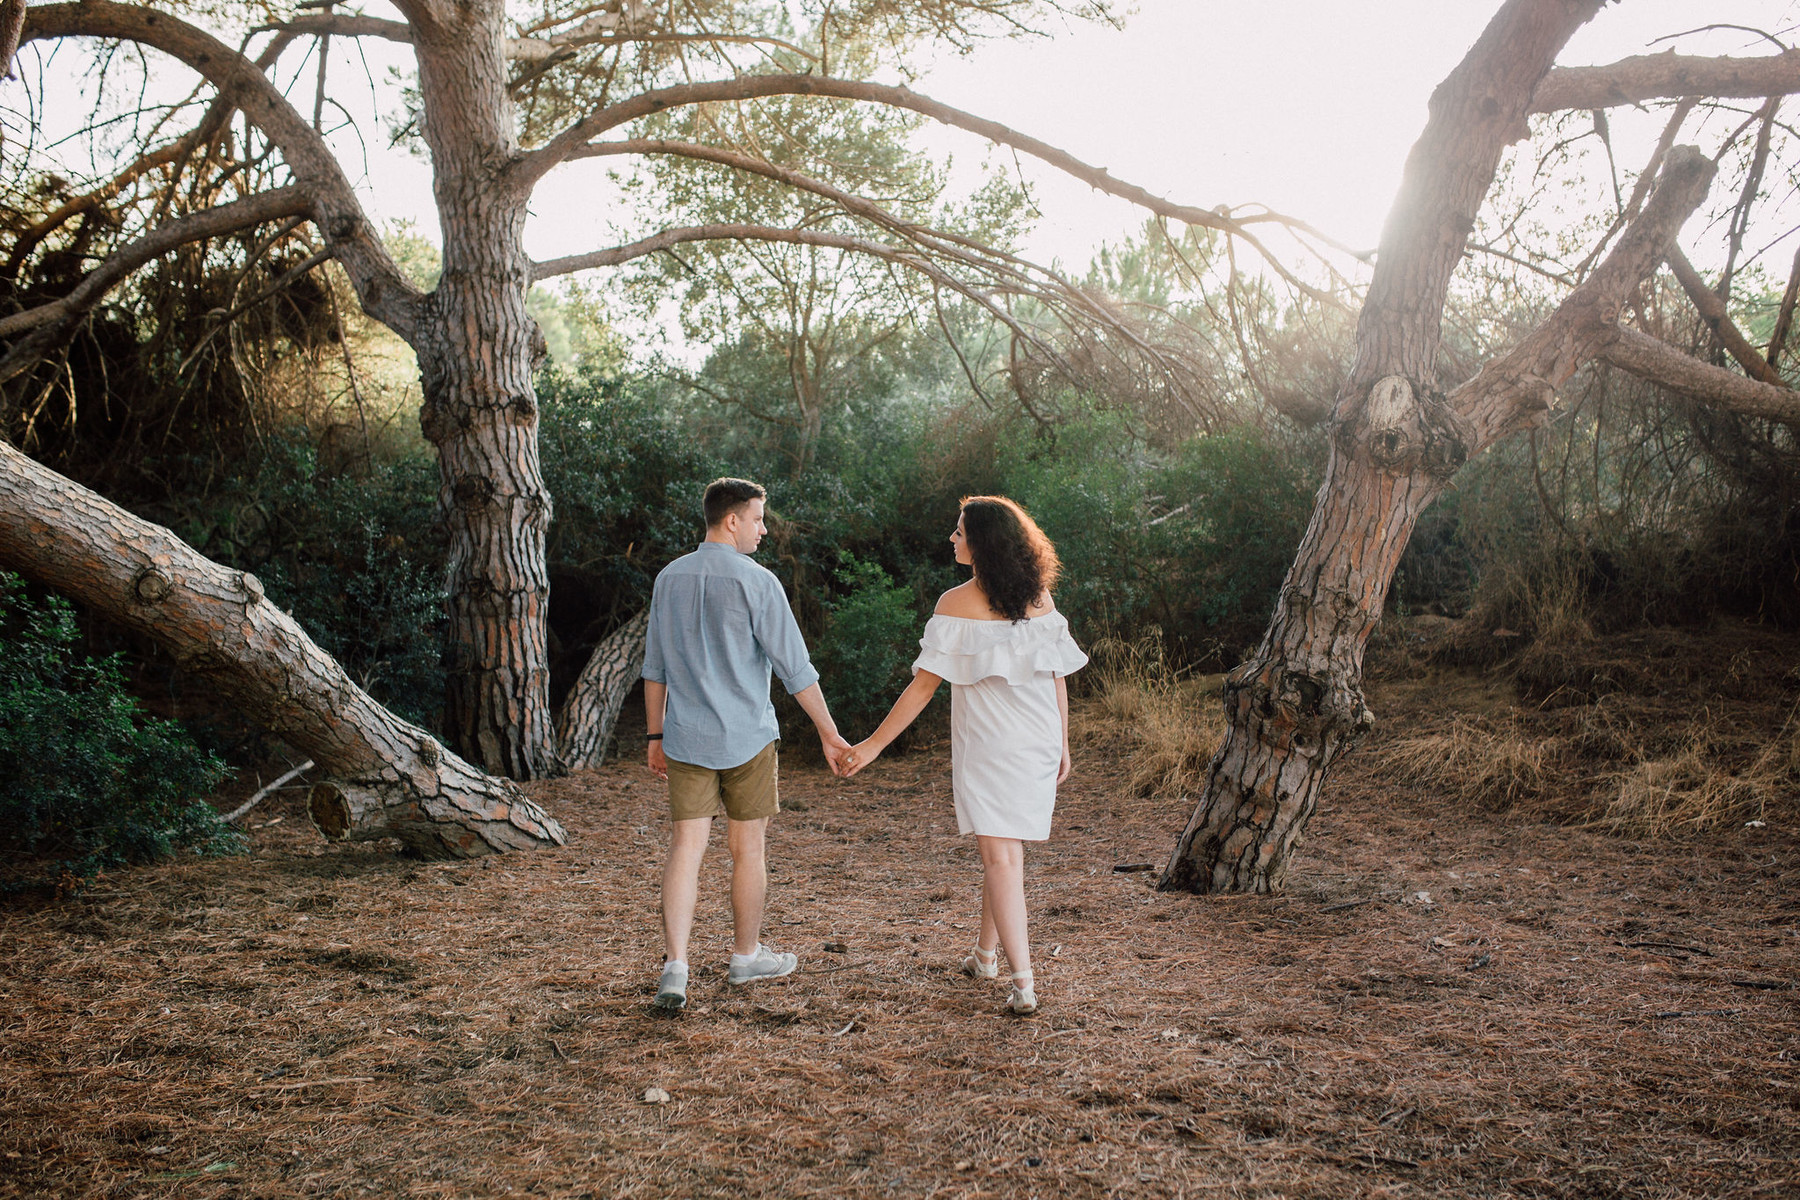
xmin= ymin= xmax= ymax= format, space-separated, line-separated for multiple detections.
xmin=1161 ymin=0 xmax=1608 ymax=894
xmin=555 ymin=610 xmax=649 ymax=772
xmin=408 ymin=3 xmax=559 ymax=780
xmin=0 ymin=438 xmax=567 ymax=858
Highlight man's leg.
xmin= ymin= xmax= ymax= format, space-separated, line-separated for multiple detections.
xmin=662 ymin=816 xmax=712 ymax=966
xmin=725 ymin=816 xmax=770 ymax=956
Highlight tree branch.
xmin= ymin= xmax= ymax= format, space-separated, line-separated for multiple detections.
xmin=514 ymin=72 xmax=1339 ymax=302
xmin=1665 ymin=246 xmax=1783 ymax=385
xmin=532 ymin=222 xmax=1084 ymax=381
xmin=1599 ymin=325 xmax=1800 ymax=425
xmin=1450 ymin=145 xmax=1718 ymax=451
xmin=0 ymin=186 xmax=311 ymax=384
xmin=23 ymin=2 xmax=423 ymax=341
xmin=1532 ymin=48 xmax=1800 ymax=112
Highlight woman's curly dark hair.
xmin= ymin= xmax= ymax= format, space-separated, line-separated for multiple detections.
xmin=961 ymin=495 xmax=1061 ymax=622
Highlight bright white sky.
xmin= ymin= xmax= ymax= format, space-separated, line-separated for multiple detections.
xmin=16 ymin=1 xmax=1800 ymax=280
xmin=515 ymin=0 xmax=1800 ymax=275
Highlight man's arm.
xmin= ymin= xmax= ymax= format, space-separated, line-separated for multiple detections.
xmin=645 ymin=679 xmax=668 ymax=780
xmin=791 ymin=682 xmax=850 ymax=775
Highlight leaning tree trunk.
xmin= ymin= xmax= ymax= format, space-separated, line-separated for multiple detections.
xmin=0 ymin=438 xmax=566 ymax=858
xmin=556 ymin=610 xmax=649 ymax=771
xmin=411 ymin=4 xmax=558 ymax=781
xmin=1161 ymin=0 xmax=1712 ymax=894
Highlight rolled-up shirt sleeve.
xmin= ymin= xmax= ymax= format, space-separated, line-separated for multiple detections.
xmin=640 ymin=580 xmax=668 ymax=683
xmin=750 ymin=575 xmax=820 ymax=695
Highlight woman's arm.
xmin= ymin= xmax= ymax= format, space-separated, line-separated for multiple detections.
xmin=1056 ymin=674 xmax=1072 ymax=783
xmin=843 ymin=669 xmax=944 ymax=777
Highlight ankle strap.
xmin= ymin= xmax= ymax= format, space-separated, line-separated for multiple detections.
xmin=971 ymin=944 xmax=997 ymax=958
xmin=1010 ymin=969 xmax=1034 ymax=983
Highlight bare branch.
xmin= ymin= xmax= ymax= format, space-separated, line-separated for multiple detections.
xmin=515 ymin=72 xmax=1342 ymax=304
xmin=1768 ymin=241 xmax=1800 ymax=369
xmin=0 ymin=186 xmax=310 ymax=383
xmin=1532 ymin=48 xmax=1800 ymax=113
xmin=531 ymin=222 xmax=1082 ymax=379
xmin=23 ymin=2 xmax=423 ymax=341
xmin=255 ymin=13 xmax=413 ymax=44
xmin=1665 ymin=247 xmax=1783 ymax=385
xmin=1450 ymin=145 xmax=1718 ymax=452
xmin=1600 ymin=325 xmax=1800 ymax=425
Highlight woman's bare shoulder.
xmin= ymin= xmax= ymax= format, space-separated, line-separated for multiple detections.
xmin=1026 ymin=591 xmax=1057 ymax=618
xmin=933 ymin=581 xmax=993 ymax=618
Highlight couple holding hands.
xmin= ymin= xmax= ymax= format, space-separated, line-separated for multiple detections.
xmin=642 ymin=478 xmax=1087 ymax=1016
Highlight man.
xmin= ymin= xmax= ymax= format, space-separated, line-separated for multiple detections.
xmin=642 ymin=477 xmax=850 ymax=1011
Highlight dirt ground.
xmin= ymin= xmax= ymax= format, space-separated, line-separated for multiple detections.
xmin=2 ymin=634 xmax=1797 ymax=1198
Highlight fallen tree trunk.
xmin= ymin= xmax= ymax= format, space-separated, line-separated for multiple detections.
xmin=555 ymin=609 xmax=648 ymax=772
xmin=0 ymin=438 xmax=567 ymax=858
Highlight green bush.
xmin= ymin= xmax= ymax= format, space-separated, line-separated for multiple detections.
xmin=0 ymin=575 xmax=237 ymax=883
xmin=813 ymin=553 xmax=926 ymax=740
xmin=181 ymin=432 xmax=448 ymax=727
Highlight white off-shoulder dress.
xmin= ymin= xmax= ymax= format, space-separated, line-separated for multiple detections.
xmin=913 ymin=612 xmax=1089 ymax=841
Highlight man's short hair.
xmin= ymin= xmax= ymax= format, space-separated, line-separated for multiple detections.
xmin=703 ymin=477 xmax=766 ymax=528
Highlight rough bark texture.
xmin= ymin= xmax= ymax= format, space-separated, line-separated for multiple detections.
xmin=0 ymin=439 xmax=566 ymax=858
xmin=409 ymin=3 xmax=559 ymax=781
xmin=1161 ymin=24 xmax=1722 ymax=896
xmin=1161 ymin=0 xmax=1606 ymax=895
xmin=1532 ymin=47 xmax=1800 ymax=112
xmin=1600 ymin=325 xmax=1799 ymax=426
xmin=555 ymin=610 xmax=649 ymax=772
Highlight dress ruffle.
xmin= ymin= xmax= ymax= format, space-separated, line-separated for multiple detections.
xmin=912 ymin=613 xmax=1089 ymax=686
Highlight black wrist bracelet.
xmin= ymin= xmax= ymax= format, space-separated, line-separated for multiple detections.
xmin=646 ymin=733 xmax=663 ymax=741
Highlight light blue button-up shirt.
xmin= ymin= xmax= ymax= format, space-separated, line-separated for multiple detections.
xmin=641 ymin=541 xmax=821 ymax=770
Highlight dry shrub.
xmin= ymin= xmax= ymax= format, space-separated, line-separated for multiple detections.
xmin=1375 ymin=716 xmax=1555 ymax=810
xmin=1087 ymin=636 xmax=1226 ymax=797
xmin=1584 ymin=703 xmax=1799 ymax=836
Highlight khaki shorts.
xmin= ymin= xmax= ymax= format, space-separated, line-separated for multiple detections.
xmin=666 ymin=740 xmax=780 ymax=822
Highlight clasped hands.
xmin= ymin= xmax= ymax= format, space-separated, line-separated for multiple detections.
xmin=818 ymin=731 xmax=883 ymax=779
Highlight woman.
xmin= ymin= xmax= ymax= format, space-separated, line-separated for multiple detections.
xmin=842 ymin=496 xmax=1087 ymax=1014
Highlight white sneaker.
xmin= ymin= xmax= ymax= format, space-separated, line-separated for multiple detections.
xmin=653 ymin=961 xmax=688 ymax=1010
xmin=727 ymin=944 xmax=798 ymax=984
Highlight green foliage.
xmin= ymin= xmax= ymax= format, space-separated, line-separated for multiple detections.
xmin=0 ymin=575 xmax=237 ymax=883
xmin=538 ymin=366 xmax=724 ymax=623
xmin=181 ymin=433 xmax=449 ymax=727
xmin=813 ymin=553 xmax=924 ymax=737
xmin=997 ymin=411 xmax=1321 ymax=665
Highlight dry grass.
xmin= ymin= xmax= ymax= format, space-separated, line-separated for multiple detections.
xmin=1375 ymin=716 xmax=1556 ymax=810
xmin=1087 ymin=637 xmax=1225 ymax=798
xmin=1584 ymin=701 xmax=1800 ymax=837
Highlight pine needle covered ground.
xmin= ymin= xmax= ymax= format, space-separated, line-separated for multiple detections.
xmin=2 ymin=624 xmax=1797 ymax=1198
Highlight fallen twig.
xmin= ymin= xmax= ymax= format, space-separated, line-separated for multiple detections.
xmin=1620 ymin=941 xmax=1713 ymax=957
xmin=248 ymin=1075 xmax=374 ymax=1094
xmin=1649 ymin=1008 xmax=1741 ymax=1020
xmin=224 ymin=760 xmax=315 ymax=824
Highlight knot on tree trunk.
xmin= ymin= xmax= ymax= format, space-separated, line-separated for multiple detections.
xmin=453 ymin=474 xmax=496 ymax=510
xmin=1340 ymin=375 xmax=1471 ymax=477
xmin=131 ymin=566 xmax=171 ymax=604
xmin=1225 ymin=662 xmax=1373 ymax=757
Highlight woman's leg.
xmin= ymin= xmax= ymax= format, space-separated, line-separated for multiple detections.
xmin=975 ymin=835 xmax=1031 ymax=977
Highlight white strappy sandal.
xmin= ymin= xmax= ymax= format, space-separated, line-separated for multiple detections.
xmin=1006 ymin=970 xmax=1037 ymax=1015
xmin=961 ymin=944 xmax=1000 ymax=979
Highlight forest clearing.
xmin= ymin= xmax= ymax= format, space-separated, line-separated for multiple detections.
xmin=5 ymin=0 xmax=1800 ymax=1195
xmin=4 ymin=620 xmax=1795 ymax=1199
